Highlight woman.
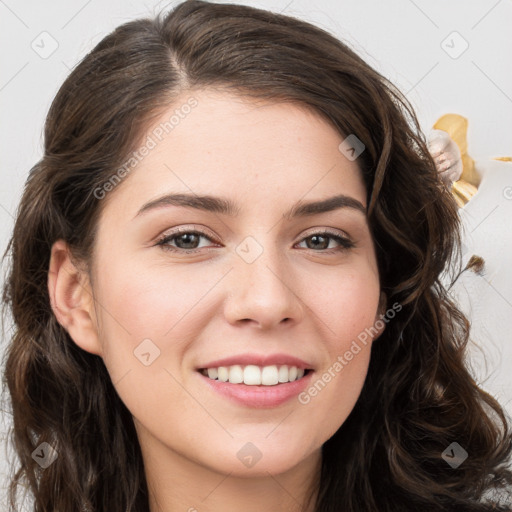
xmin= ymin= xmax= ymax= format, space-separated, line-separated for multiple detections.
xmin=2 ymin=1 xmax=511 ymax=510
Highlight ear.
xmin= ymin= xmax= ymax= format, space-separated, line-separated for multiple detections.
xmin=48 ymin=239 xmax=102 ymax=356
xmin=373 ymin=291 xmax=388 ymax=340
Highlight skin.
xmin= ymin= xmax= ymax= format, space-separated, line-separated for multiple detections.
xmin=48 ymin=88 xmax=387 ymax=512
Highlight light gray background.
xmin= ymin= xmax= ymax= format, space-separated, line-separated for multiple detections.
xmin=1 ymin=0 xmax=511 ymax=507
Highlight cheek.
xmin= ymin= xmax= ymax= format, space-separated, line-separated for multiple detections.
xmin=90 ymin=262 xmax=166 ymax=376
xmin=309 ymin=265 xmax=381 ymax=345
xmin=295 ymin=265 xmax=380 ymax=426
xmin=94 ymin=260 xmax=190 ymax=337
xmin=90 ymin=262 xmax=198 ymax=426
xmin=91 ymin=259 xmax=224 ymax=377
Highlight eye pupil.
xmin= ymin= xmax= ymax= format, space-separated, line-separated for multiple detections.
xmin=308 ymin=235 xmax=328 ymax=250
xmin=177 ymin=233 xmax=199 ymax=249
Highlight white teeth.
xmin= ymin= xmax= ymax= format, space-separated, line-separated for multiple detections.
xmin=201 ymin=364 xmax=308 ymax=385
xmin=229 ymin=365 xmax=243 ymax=384
xmin=217 ymin=366 xmax=229 ymax=382
xmin=243 ymin=365 xmax=261 ymax=385
xmin=278 ymin=365 xmax=289 ymax=383
xmin=261 ymin=365 xmax=278 ymax=385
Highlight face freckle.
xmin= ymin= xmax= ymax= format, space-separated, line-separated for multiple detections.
xmin=88 ymin=87 xmax=384 ymax=485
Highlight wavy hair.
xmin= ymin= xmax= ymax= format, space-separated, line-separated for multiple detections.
xmin=2 ymin=1 xmax=512 ymax=510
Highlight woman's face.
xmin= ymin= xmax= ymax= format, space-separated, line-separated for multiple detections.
xmin=79 ymin=88 xmax=385 ymax=477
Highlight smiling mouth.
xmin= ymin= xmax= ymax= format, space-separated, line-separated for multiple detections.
xmin=199 ymin=364 xmax=312 ymax=386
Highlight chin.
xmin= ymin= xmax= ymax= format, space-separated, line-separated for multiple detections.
xmin=198 ymin=436 xmax=319 ymax=478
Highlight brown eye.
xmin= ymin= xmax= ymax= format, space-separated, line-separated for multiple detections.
xmin=171 ymin=232 xmax=201 ymax=250
xmin=156 ymin=229 xmax=216 ymax=253
xmin=297 ymin=232 xmax=355 ymax=253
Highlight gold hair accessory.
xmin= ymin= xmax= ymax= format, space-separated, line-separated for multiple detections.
xmin=433 ymin=114 xmax=479 ymax=207
xmin=432 ymin=114 xmax=512 ymax=207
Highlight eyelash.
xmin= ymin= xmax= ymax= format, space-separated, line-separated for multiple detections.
xmin=155 ymin=227 xmax=355 ymax=255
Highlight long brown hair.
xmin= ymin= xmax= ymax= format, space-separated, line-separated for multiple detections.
xmin=2 ymin=1 xmax=512 ymax=510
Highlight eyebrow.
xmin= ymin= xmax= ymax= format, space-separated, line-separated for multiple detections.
xmin=134 ymin=193 xmax=367 ymax=220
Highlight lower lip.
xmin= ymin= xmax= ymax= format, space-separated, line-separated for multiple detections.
xmin=198 ymin=371 xmax=313 ymax=408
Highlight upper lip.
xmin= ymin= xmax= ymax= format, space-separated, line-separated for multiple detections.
xmin=198 ymin=353 xmax=314 ymax=370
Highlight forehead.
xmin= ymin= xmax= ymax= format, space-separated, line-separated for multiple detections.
xmin=97 ymin=88 xmax=367 ymax=221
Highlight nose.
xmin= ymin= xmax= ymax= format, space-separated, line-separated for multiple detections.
xmin=223 ymin=241 xmax=304 ymax=330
